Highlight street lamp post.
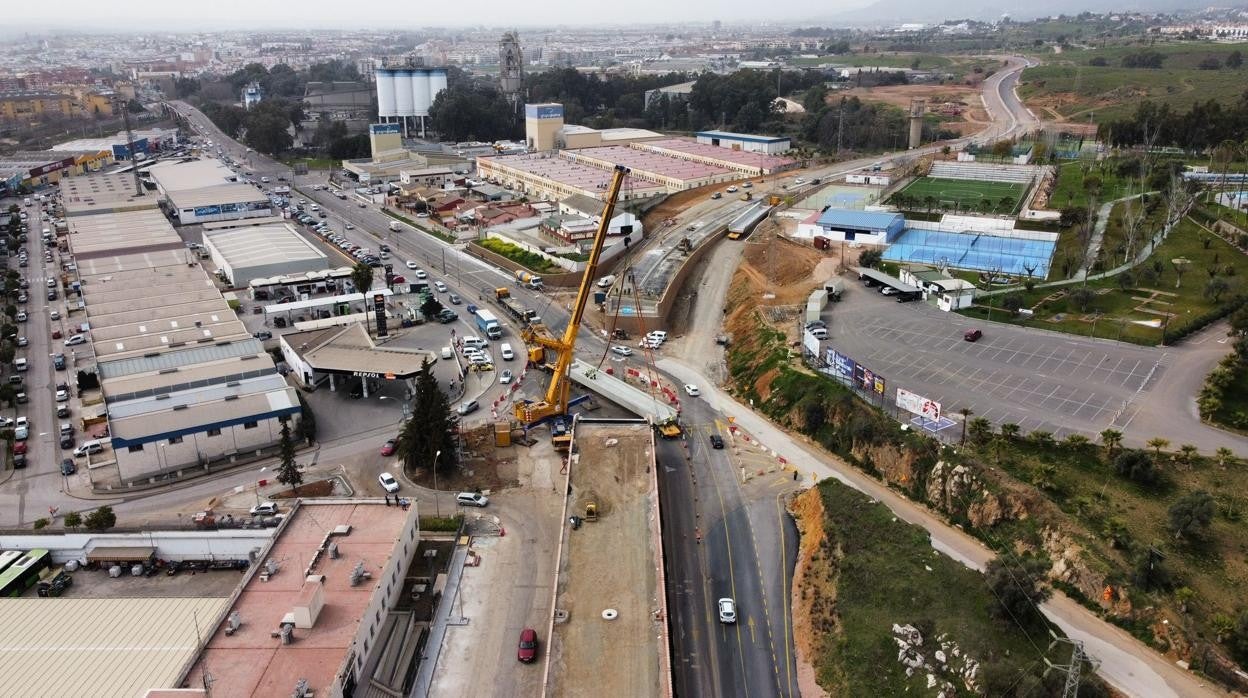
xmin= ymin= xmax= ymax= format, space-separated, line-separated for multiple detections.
xmin=254 ymin=466 xmax=268 ymax=506
xmin=433 ymin=450 xmax=442 ymax=518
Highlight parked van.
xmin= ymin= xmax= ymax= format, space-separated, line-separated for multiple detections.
xmin=808 ymin=327 xmax=828 ymax=340
xmin=389 ymin=221 xmax=402 ymax=232
xmin=14 ymin=358 xmax=27 ymax=372
xmin=463 ymin=337 xmax=488 ymax=350
xmin=73 ymin=440 xmax=104 ymax=458
xmin=441 ymin=346 xmax=453 ymax=360
xmin=500 ymin=343 xmax=515 ymax=361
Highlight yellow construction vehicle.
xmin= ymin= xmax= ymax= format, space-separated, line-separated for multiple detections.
xmin=514 ymin=165 xmax=629 ymax=427
xmin=585 ymin=502 xmax=598 ymax=521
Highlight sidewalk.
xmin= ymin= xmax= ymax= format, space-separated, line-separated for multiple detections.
xmin=657 ymin=356 xmax=1222 ymax=698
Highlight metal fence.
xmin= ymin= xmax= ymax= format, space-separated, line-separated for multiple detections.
xmin=800 ymin=337 xmax=961 ymax=445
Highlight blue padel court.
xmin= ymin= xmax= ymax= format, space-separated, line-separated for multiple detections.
xmin=882 ymin=227 xmax=1057 ymax=278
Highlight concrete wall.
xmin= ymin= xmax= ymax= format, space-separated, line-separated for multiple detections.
xmin=0 ymin=529 xmax=275 ymax=564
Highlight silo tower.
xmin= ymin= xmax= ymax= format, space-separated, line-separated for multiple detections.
xmin=500 ymin=32 xmax=525 ymax=115
xmin=908 ymin=99 xmax=926 ymax=150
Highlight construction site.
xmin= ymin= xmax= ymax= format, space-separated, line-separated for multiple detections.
xmin=545 ymin=419 xmax=669 ymax=697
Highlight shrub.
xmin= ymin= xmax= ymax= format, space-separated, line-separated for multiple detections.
xmin=84 ymin=505 xmax=117 ymax=531
xmin=1114 ymin=450 xmax=1157 ymax=484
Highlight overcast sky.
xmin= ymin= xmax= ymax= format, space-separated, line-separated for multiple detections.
xmin=3 ymin=0 xmax=874 ymax=30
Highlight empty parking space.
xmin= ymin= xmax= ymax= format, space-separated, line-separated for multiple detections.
xmin=825 ymin=289 xmax=1166 ymax=437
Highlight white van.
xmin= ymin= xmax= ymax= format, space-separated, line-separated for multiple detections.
xmin=389 ymin=221 xmax=402 ymax=232
xmin=73 ymin=440 xmax=104 ymax=458
xmin=500 ymin=343 xmax=515 ymax=361
xmin=597 ymin=274 xmax=616 ymax=288
xmin=808 ymin=327 xmax=828 ymax=340
xmin=14 ymin=358 xmax=27 ymax=372
xmin=441 ymin=346 xmax=453 ymax=360
xmin=463 ymin=336 xmax=488 ymax=350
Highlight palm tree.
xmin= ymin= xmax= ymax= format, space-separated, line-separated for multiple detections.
xmin=1215 ymin=446 xmax=1235 ymax=469
xmin=1146 ymin=437 xmax=1171 ymax=457
xmin=350 ymin=261 xmax=374 ymax=295
xmin=1029 ymin=430 xmax=1055 ymax=449
xmin=967 ymin=417 xmax=993 ymax=445
xmin=958 ymin=407 xmax=973 ymax=444
xmin=1100 ymin=429 xmax=1123 ymax=459
xmin=1063 ymin=433 xmax=1091 ymax=451
xmin=1177 ymin=443 xmax=1199 ymax=469
xmin=1000 ymin=423 xmax=1021 ymax=441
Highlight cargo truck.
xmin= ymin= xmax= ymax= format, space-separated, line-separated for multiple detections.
xmin=474 ymin=308 xmax=503 ymax=339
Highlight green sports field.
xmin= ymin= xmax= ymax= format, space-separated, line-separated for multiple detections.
xmin=892 ymin=177 xmax=1029 ymax=214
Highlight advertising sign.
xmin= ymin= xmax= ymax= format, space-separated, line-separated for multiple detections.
xmin=370 ymin=123 xmax=401 ymax=135
xmin=194 ymin=205 xmax=222 ymax=217
xmin=831 ymin=351 xmax=856 ymax=380
xmin=896 ymin=388 xmax=941 ymax=421
xmin=373 ymin=293 xmax=388 ymax=336
xmin=526 ymin=104 xmax=564 ymax=120
xmin=873 ymin=375 xmax=886 ymax=396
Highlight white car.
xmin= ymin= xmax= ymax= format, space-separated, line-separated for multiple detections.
xmin=249 ymin=502 xmax=279 ymax=516
xmin=499 ymin=369 xmax=513 ymax=384
xmin=55 ymin=389 xmax=68 ymax=402
xmin=344 ymin=223 xmax=354 ymax=230
xmin=684 ymin=384 xmax=700 ymax=397
xmin=434 ymin=281 xmax=448 ymax=293
xmin=64 ymin=334 xmax=87 ymax=346
xmin=378 ymin=472 xmax=400 ymax=493
xmin=726 ymin=185 xmax=739 ymax=193
xmin=611 ymin=345 xmax=633 ymax=357
xmin=405 ymin=260 xmax=419 ymax=269
xmin=718 ymin=598 xmax=737 ymax=624
xmin=414 ymin=269 xmax=428 ymax=279
xmin=647 ymin=330 xmax=668 ymax=343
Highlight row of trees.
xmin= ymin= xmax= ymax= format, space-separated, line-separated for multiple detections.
xmin=1098 ymin=93 xmax=1248 ymax=150
xmin=798 ymin=93 xmax=959 ymax=154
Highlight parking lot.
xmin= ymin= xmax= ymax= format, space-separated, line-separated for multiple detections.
xmin=825 ymin=284 xmax=1167 ymax=437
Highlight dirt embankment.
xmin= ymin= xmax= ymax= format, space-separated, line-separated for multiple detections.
xmin=789 ymin=487 xmax=837 ymax=697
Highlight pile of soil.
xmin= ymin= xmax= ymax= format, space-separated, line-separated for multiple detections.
xmin=405 ymin=424 xmax=519 ymax=493
xmin=271 ymin=478 xmax=337 ymax=499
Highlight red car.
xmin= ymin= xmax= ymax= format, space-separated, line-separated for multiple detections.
xmin=380 ymin=439 xmax=397 ymax=457
xmin=517 ymin=628 xmax=538 ymax=663
xmin=963 ymin=328 xmax=983 ymax=342
xmin=390 ymin=275 xmax=406 ymax=284
xmin=13 ymin=441 xmax=27 ymax=455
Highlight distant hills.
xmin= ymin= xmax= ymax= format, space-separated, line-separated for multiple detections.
xmin=832 ymin=0 xmax=1217 ymax=24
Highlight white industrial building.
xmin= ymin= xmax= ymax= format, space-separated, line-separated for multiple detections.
xmin=203 ymin=223 xmax=330 ymax=287
xmin=695 ymin=130 xmax=791 ymax=155
xmin=147 ymin=159 xmax=272 ymax=225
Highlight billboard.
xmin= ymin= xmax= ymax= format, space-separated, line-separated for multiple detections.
xmin=896 ymin=388 xmax=941 ymax=420
xmin=525 ymin=103 xmax=564 ymax=120
xmin=370 ymin=123 xmax=401 ymax=135
xmin=829 ymin=350 xmax=855 ymax=380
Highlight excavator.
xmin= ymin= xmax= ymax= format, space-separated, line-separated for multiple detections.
xmin=514 ymin=164 xmax=629 ymax=427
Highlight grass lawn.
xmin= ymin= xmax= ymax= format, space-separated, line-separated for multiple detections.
xmin=960 ymin=216 xmax=1248 ymax=344
xmin=811 ymin=479 xmax=1044 ymax=695
xmin=893 ymin=176 xmax=1028 ymax=213
xmin=282 ymin=156 xmax=339 ymax=171
xmin=1020 ymin=44 xmax=1248 ymax=121
xmin=973 ymin=436 xmax=1248 ymax=651
xmin=1048 ymin=161 xmax=1140 ymax=211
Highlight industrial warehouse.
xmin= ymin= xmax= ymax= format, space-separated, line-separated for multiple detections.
xmin=59 ymin=172 xmax=299 ymax=483
xmin=203 ymin=222 xmax=330 ymax=287
xmin=147 ymin=159 xmax=272 ymax=225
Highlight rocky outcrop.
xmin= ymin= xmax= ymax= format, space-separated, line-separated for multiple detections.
xmin=852 ymin=441 xmax=920 ymax=487
xmin=1040 ymin=527 xmax=1110 ymax=606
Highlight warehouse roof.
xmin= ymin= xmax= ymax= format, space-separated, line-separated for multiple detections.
xmin=696 ymin=130 xmax=791 ymax=144
xmin=0 ymin=596 xmax=228 ymax=698
xmin=205 ymin=223 xmax=328 ymax=269
xmin=815 ymin=208 xmax=904 ymax=231
xmin=147 ymin=159 xmax=236 ymax=192
xmin=67 ymin=208 xmax=183 ymax=256
xmin=166 ymin=183 xmax=270 ymax=210
xmin=61 ymin=172 xmax=158 ymax=216
xmin=108 ymin=385 xmax=298 ymax=446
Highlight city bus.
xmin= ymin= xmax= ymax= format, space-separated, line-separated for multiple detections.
xmin=0 ymin=550 xmax=23 ymax=576
xmin=0 ymin=549 xmax=51 ymax=597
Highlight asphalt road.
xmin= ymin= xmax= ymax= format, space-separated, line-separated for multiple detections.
xmin=659 ymin=402 xmax=799 ymax=698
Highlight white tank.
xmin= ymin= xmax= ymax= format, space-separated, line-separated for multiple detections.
xmin=428 ymin=68 xmax=448 ymax=106
xmin=375 ymin=69 xmax=398 ymax=117
xmin=412 ymin=69 xmax=431 ymax=116
xmin=394 ymin=69 xmax=415 ymax=117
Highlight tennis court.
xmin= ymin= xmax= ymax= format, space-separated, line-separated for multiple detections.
xmin=892 ymin=177 xmax=1029 ymax=213
xmin=883 ymin=227 xmax=1057 ymax=277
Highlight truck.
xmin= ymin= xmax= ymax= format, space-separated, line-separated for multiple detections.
xmin=500 ymin=295 xmax=539 ymax=325
xmin=514 ymin=270 xmax=544 ymax=290
xmin=389 ymin=221 xmax=402 ymax=232
xmin=474 ymin=308 xmax=503 ymax=339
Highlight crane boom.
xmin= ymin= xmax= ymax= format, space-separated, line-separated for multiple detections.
xmin=515 ymin=164 xmax=629 ymax=425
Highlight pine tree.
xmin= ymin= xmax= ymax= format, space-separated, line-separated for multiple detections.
xmin=397 ymin=359 xmax=458 ymax=478
xmin=276 ymin=419 xmax=302 ymax=496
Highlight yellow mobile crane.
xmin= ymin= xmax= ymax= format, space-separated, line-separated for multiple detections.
xmin=514 ymin=165 xmax=629 ymax=426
